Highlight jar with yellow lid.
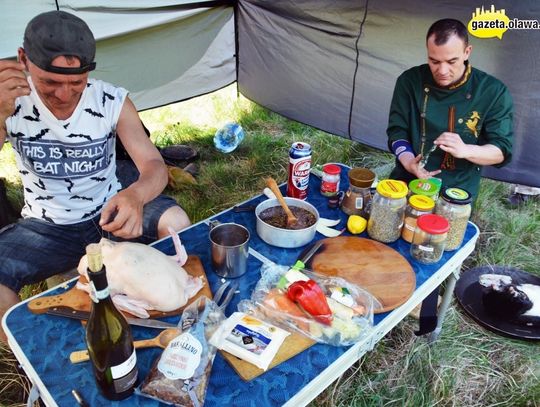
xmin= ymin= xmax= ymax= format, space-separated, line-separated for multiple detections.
xmin=367 ymin=179 xmax=408 ymax=243
xmin=434 ymin=187 xmax=472 ymax=251
xmin=401 ymin=194 xmax=435 ymax=243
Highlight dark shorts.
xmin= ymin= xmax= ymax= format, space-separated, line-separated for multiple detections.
xmin=0 ymin=160 xmax=178 ymax=292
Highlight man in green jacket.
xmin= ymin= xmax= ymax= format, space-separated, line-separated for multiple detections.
xmin=387 ymin=18 xmax=513 ymax=200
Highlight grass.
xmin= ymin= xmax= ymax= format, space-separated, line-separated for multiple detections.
xmin=0 ymin=341 xmax=31 ymax=407
xmin=1 ymin=84 xmax=539 ymax=406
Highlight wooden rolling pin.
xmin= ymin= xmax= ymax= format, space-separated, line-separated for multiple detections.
xmin=70 ymin=328 xmax=180 ymax=364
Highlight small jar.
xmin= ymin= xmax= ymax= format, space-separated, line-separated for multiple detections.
xmin=408 ymin=178 xmax=441 ymax=201
xmin=367 ymin=179 xmax=408 ymax=243
xmin=411 ymin=214 xmax=449 ymax=264
xmin=401 ymin=194 xmax=435 ymax=243
xmin=341 ymin=168 xmax=375 ymax=217
xmin=434 ymin=187 xmax=472 ymax=251
xmin=320 ymin=164 xmax=341 ymax=196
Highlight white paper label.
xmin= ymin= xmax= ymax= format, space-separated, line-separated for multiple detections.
xmin=158 ymin=332 xmax=202 ymax=380
xmin=110 ymin=349 xmax=137 ymax=379
xmin=404 ymin=223 xmax=416 ymax=231
xmin=418 ymin=244 xmax=434 ymax=252
xmin=95 ymin=286 xmax=110 ymax=300
xmin=89 ymin=281 xmax=109 ymax=303
xmin=354 ymin=197 xmax=364 ymax=209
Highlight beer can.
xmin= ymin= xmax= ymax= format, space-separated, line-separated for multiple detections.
xmin=287 ymin=142 xmax=311 ymax=200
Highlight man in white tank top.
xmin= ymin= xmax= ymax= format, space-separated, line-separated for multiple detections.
xmin=0 ymin=10 xmax=190 ymax=341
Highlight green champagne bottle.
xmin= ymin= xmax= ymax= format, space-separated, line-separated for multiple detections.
xmin=85 ymin=243 xmax=138 ymax=400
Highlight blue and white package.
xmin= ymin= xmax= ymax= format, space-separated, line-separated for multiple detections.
xmin=210 ymin=312 xmax=289 ymax=370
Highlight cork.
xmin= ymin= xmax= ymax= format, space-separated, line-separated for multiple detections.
xmin=86 ymin=243 xmax=103 ymax=273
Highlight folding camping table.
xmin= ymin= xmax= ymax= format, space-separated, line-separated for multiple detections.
xmin=2 ymin=165 xmax=479 ymax=406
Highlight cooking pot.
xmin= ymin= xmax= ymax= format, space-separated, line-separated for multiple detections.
xmin=255 ymin=197 xmax=319 ymax=248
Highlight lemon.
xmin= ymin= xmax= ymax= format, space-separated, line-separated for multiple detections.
xmin=347 ymin=215 xmax=367 ymax=234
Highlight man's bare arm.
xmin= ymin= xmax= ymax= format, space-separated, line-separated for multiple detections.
xmin=0 ymin=60 xmax=31 ymax=144
xmin=99 ymin=97 xmax=168 ymax=238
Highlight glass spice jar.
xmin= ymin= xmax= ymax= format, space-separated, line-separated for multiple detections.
xmin=320 ymin=164 xmax=341 ymax=197
xmin=340 ymin=168 xmax=375 ymax=218
xmin=367 ymin=179 xmax=408 ymax=243
xmin=401 ymin=194 xmax=435 ymax=243
xmin=408 ymin=178 xmax=441 ymax=201
xmin=410 ymin=214 xmax=449 ymax=264
xmin=434 ymin=187 xmax=472 ymax=251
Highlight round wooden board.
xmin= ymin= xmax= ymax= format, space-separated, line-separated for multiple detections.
xmin=306 ymin=236 xmax=415 ymax=313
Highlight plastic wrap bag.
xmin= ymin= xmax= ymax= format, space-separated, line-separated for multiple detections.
xmin=137 ymin=296 xmax=225 ymax=406
xmin=238 ymin=263 xmax=379 ymax=346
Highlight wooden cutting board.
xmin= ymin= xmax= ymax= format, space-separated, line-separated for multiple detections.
xmin=220 ymin=333 xmax=315 ymax=381
xmin=306 ymin=236 xmax=416 ymax=313
xmin=27 ymin=255 xmax=212 ymax=318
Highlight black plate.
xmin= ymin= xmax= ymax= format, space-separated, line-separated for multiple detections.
xmin=455 ymin=266 xmax=540 ymax=341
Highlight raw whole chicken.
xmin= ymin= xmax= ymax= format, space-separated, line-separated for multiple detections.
xmin=77 ymin=228 xmax=203 ymax=318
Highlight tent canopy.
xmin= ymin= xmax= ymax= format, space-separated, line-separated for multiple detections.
xmin=0 ymin=0 xmax=236 ymax=110
xmin=2 ymin=1 xmax=538 ymax=187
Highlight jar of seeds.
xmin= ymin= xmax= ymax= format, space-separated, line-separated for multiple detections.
xmin=402 ymin=194 xmax=435 ymax=243
xmin=434 ymin=187 xmax=472 ymax=251
xmin=411 ymin=214 xmax=449 ymax=264
xmin=367 ymin=179 xmax=408 ymax=243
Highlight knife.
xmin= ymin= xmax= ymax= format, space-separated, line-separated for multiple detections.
xmin=46 ymin=306 xmax=177 ymax=329
xmin=292 ymin=240 xmax=324 ymax=270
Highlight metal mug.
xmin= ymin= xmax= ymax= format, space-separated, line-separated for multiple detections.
xmin=209 ymin=222 xmax=250 ymax=278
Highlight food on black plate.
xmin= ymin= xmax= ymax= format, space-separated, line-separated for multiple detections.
xmin=479 ymin=274 xmax=540 ymax=326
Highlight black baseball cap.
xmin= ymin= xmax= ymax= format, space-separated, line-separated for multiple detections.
xmin=23 ymin=10 xmax=96 ymax=75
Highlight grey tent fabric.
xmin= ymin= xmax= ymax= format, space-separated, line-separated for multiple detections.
xmin=237 ymin=0 xmax=540 ymax=188
xmin=237 ymin=1 xmax=362 ymax=139
xmin=0 ymin=0 xmax=236 ymax=111
xmin=2 ymin=1 xmax=539 ymax=187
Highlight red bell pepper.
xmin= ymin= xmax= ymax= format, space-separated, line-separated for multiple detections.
xmin=287 ymin=279 xmax=333 ymax=325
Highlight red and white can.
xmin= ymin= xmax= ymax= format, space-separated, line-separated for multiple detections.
xmin=287 ymin=142 xmax=311 ymax=200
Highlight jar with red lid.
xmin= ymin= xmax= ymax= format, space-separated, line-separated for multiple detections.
xmin=320 ymin=164 xmax=341 ymax=197
xmin=410 ymin=214 xmax=449 ymax=264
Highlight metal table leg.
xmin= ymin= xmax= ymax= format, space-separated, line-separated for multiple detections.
xmin=429 ymin=266 xmax=461 ymax=343
xmin=26 ymin=383 xmax=40 ymax=407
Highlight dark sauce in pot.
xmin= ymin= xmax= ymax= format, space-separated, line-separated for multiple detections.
xmin=259 ymin=206 xmax=316 ymax=230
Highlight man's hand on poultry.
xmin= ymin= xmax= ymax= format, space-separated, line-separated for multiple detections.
xmin=99 ymin=189 xmax=145 ymax=239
